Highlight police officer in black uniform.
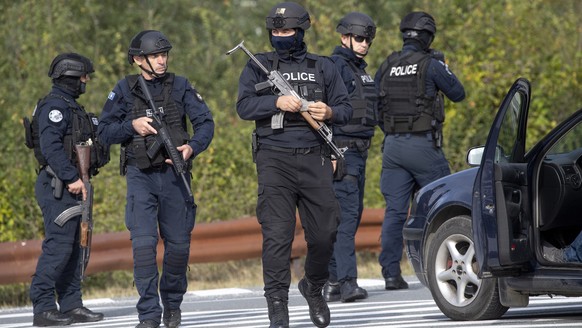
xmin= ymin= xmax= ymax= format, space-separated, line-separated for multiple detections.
xmin=374 ymin=12 xmax=465 ymax=290
xmin=27 ymin=53 xmax=106 ymax=326
xmin=235 ymin=2 xmax=352 ymax=327
xmin=323 ymin=12 xmax=378 ymax=303
xmin=98 ymin=30 xmax=214 ymax=328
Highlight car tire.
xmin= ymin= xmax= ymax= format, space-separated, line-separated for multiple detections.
xmin=426 ymin=215 xmax=509 ymax=320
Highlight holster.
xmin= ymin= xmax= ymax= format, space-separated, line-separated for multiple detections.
xmin=433 ymin=129 xmax=443 ymax=148
xmin=333 ymin=157 xmax=347 ymax=181
xmin=251 ymin=130 xmax=258 ymax=163
xmin=45 ymin=166 xmax=64 ymax=199
xmin=120 ymin=146 xmax=127 ymax=176
xmin=431 ymin=119 xmax=443 ymax=148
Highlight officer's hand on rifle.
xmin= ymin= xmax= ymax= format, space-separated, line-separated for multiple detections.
xmin=307 ymin=102 xmax=332 ymax=122
xmin=67 ymin=179 xmax=87 ymax=201
xmin=165 ymin=144 xmax=193 ymax=165
xmin=132 ymin=116 xmax=158 ymax=136
xmin=276 ymin=95 xmax=302 ymax=112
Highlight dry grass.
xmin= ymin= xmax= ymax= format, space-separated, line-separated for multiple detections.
xmin=85 ymin=250 xmax=413 ymax=300
xmin=180 ymin=250 xmax=413 ymax=292
xmin=1 ymin=251 xmax=414 ymax=307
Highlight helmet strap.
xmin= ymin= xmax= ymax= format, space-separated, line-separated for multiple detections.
xmin=342 ymin=36 xmax=367 ymax=58
xmin=139 ymin=55 xmax=167 ymax=79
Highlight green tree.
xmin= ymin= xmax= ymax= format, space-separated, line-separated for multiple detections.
xmin=0 ymin=0 xmax=580 ymax=242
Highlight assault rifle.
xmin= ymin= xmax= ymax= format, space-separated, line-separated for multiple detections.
xmin=138 ymin=75 xmax=194 ymax=201
xmin=226 ymin=41 xmax=346 ymax=160
xmin=53 ymin=142 xmax=93 ymax=281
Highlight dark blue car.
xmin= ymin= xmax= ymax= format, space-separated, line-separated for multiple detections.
xmin=404 ymin=78 xmax=582 ymax=320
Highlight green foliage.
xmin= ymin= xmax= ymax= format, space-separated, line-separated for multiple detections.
xmin=0 ymin=0 xmax=580 ymax=241
xmin=0 ymin=283 xmax=29 ymax=308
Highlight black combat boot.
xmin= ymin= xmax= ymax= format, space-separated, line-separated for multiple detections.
xmin=384 ymin=275 xmax=409 ymax=290
xmin=340 ymin=279 xmax=368 ymax=302
xmin=163 ymin=308 xmax=181 ymax=328
xmin=33 ymin=309 xmax=73 ymax=326
xmin=64 ymin=307 xmax=104 ymax=323
xmin=135 ymin=319 xmax=159 ymax=328
xmin=322 ymin=281 xmax=341 ymax=302
xmin=266 ymin=296 xmax=289 ymax=328
xmin=298 ymin=277 xmax=330 ymax=327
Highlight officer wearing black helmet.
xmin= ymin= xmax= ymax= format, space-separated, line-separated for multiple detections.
xmin=323 ymin=12 xmax=377 ymax=303
xmin=98 ymin=30 xmax=214 ymax=328
xmin=374 ymin=12 xmax=465 ymax=290
xmin=235 ymin=2 xmax=352 ymax=327
xmin=27 ymin=53 xmax=105 ymax=326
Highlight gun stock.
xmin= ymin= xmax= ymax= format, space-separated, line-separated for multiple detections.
xmin=74 ymin=142 xmax=93 ymax=281
xmin=75 ymin=143 xmax=91 ymax=183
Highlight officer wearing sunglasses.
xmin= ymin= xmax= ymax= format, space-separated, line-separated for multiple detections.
xmin=324 ymin=12 xmax=378 ymax=304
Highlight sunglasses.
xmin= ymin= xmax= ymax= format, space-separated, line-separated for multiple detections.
xmin=353 ymin=35 xmax=372 ymax=44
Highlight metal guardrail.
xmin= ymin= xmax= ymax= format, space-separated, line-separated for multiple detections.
xmin=0 ymin=208 xmax=384 ymax=285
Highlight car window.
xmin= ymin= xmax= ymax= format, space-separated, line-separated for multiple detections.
xmin=546 ymin=121 xmax=582 ymax=155
xmin=495 ymin=92 xmax=524 ymax=163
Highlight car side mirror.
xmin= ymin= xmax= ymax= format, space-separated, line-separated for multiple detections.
xmin=467 ymin=146 xmax=485 ymax=166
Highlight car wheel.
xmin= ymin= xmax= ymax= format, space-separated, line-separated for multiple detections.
xmin=426 ymin=215 xmax=509 ymax=320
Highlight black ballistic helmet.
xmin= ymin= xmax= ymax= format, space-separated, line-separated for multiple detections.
xmin=336 ymin=12 xmax=376 ymax=40
xmin=48 ymin=53 xmax=94 ymax=79
xmin=400 ymin=11 xmax=437 ymax=35
xmin=266 ymin=2 xmax=311 ymax=31
xmin=127 ymin=30 xmax=172 ymax=65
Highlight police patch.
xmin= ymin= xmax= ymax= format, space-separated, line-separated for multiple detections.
xmin=48 ymin=110 xmax=63 ymax=123
xmin=196 ymin=92 xmax=204 ymax=102
xmin=108 ymin=91 xmax=116 ymax=100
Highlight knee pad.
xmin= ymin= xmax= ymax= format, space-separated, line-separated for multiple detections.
xmin=132 ymin=236 xmax=158 ymax=278
xmin=163 ymin=241 xmax=190 ymax=275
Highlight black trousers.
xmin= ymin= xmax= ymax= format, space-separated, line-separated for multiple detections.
xmin=255 ymin=147 xmax=339 ymax=301
xmin=30 ymin=168 xmax=83 ymax=314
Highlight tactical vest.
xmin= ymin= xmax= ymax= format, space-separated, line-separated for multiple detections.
xmin=255 ymin=52 xmax=326 ymax=137
xmin=124 ymin=73 xmax=190 ymax=169
xmin=332 ymin=56 xmax=378 ymax=135
xmin=378 ymin=51 xmax=444 ymax=133
xmin=23 ymin=93 xmax=110 ymax=175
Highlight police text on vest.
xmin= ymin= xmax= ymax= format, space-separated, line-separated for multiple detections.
xmin=390 ymin=64 xmax=418 ymax=76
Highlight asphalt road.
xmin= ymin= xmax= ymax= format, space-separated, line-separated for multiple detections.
xmin=3 ymin=276 xmax=582 ymax=327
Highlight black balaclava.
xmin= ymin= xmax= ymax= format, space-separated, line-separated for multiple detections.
xmin=53 ymin=76 xmax=84 ymax=98
xmin=270 ymin=29 xmax=305 ymax=55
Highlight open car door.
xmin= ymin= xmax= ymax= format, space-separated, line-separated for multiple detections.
xmin=472 ymin=78 xmax=532 ymax=277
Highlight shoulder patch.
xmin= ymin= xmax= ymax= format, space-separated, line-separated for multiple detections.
xmin=196 ymin=92 xmax=204 ymax=102
xmin=441 ymin=61 xmax=453 ymax=75
xmin=108 ymin=91 xmax=116 ymax=100
xmin=48 ymin=110 xmax=63 ymax=123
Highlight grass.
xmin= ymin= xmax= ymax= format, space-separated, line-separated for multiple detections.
xmin=0 ymin=250 xmax=413 ymax=308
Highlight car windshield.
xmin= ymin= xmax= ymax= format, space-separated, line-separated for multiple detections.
xmin=546 ymin=121 xmax=582 ymax=155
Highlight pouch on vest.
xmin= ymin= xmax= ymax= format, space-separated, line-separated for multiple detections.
xmin=86 ymin=112 xmax=110 ymax=172
xmin=23 ymin=117 xmax=33 ymax=149
xmin=131 ymin=136 xmax=156 ymax=169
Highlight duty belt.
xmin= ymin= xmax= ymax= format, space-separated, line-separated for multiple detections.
xmin=259 ymin=144 xmax=322 ymax=155
xmin=334 ymin=138 xmax=371 ymax=151
xmin=126 ymin=158 xmax=167 ymax=170
xmin=385 ymin=131 xmax=432 ymax=138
